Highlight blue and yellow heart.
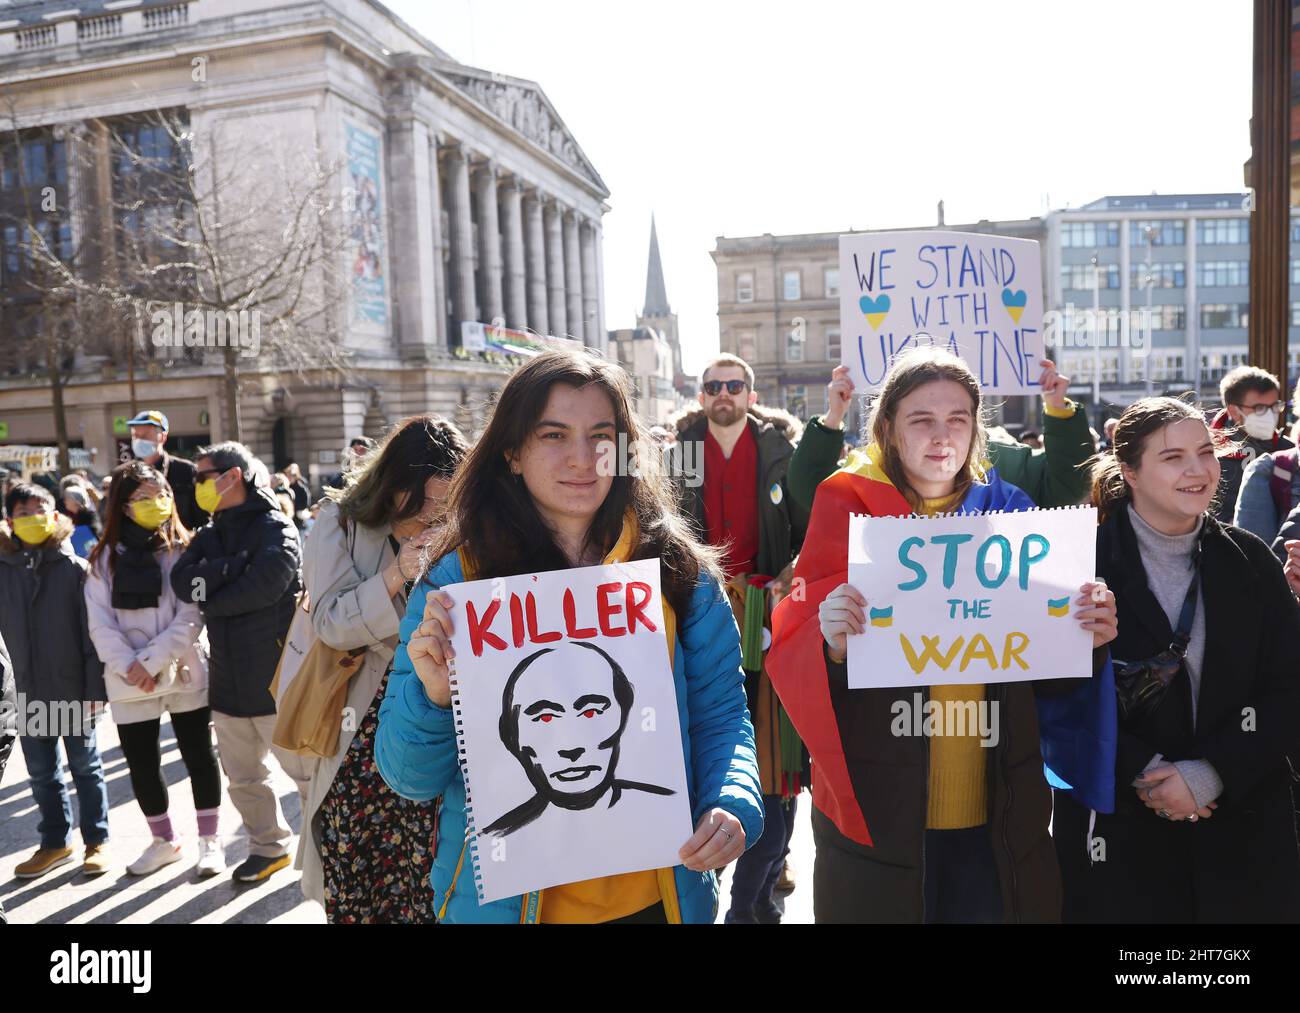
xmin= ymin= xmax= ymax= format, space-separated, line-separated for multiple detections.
xmin=1046 ymin=596 xmax=1070 ymax=618
xmin=1001 ymin=288 xmax=1027 ymax=324
xmin=859 ymin=294 xmax=891 ymax=330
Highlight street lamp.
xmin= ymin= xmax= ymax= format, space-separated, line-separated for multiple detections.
xmin=1142 ymin=224 xmax=1157 ymax=396
xmin=1091 ymin=251 xmax=1101 ymax=409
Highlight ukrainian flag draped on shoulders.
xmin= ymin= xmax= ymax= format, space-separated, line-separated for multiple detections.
xmin=766 ymin=444 xmax=1116 ymax=847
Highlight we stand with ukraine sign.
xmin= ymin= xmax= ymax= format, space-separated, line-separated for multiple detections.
xmin=838 ymin=230 xmax=1044 ymax=394
xmin=846 ymin=508 xmax=1097 ymax=689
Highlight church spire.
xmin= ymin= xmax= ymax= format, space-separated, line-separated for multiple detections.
xmin=642 ymin=214 xmax=671 ymax=317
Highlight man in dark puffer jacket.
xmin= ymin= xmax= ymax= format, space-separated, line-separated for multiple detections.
xmin=172 ymin=441 xmax=307 ymax=885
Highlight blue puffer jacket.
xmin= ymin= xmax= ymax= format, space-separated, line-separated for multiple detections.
xmin=375 ymin=551 xmax=764 ymax=923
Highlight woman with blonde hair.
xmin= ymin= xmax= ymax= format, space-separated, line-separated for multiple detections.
xmin=766 ymin=346 xmax=1118 ymax=923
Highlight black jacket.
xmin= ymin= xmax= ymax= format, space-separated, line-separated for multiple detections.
xmin=0 ymin=514 xmax=106 ymax=710
xmin=1210 ymin=409 xmax=1294 ymax=525
xmin=1057 ymin=505 xmax=1300 ymax=923
xmin=171 ymin=486 xmax=302 ymax=717
xmin=673 ymin=406 xmax=809 ymax=578
xmin=1270 ymin=500 xmax=1300 ymax=566
xmin=154 ymin=451 xmax=209 ymax=532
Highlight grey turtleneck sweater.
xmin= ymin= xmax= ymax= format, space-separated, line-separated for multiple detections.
xmin=1127 ymin=504 xmax=1223 ymax=808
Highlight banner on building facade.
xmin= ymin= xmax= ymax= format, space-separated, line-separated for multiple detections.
xmin=346 ymin=125 xmax=389 ymax=328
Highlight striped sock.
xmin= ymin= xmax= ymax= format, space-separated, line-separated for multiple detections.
xmin=146 ymin=812 xmax=176 ymax=843
xmin=196 ymin=808 xmax=220 ymax=839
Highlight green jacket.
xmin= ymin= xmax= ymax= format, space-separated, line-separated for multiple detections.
xmin=787 ymin=403 xmax=1095 ymax=513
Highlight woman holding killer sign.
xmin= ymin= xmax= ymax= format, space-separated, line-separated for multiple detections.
xmin=767 ymin=347 xmax=1118 ymax=924
xmin=374 ymin=349 xmax=762 ymax=924
xmin=1053 ymin=398 xmax=1300 ymax=924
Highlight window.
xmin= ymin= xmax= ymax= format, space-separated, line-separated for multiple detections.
xmin=1130 ymin=262 xmax=1185 ymax=289
xmin=1200 ymin=303 xmax=1249 ymax=329
xmin=1101 ymin=355 xmax=1119 ymax=384
xmin=784 ymin=385 xmax=807 ymax=418
xmin=1198 ymin=219 xmax=1249 ymax=245
xmin=1294 ymin=260 xmax=1300 ymax=285
xmin=783 ymin=270 xmax=801 ymax=301
xmin=827 ymin=328 xmax=841 ymax=361
xmin=1061 ymin=263 xmax=1120 ymax=290
xmin=1198 ymin=260 xmax=1248 ymax=287
xmin=1130 ymin=220 xmax=1185 ymax=247
xmin=1150 ymin=304 xmax=1186 ymax=330
xmin=824 ymin=268 xmax=839 ymax=298
xmin=786 ymin=326 xmax=804 ymax=362
xmin=1061 ymin=222 xmax=1120 ymax=248
xmin=737 ymin=330 xmax=757 ymax=361
xmin=1151 ymin=353 xmax=1185 ymax=382
xmin=736 ymin=272 xmax=754 ymax=303
xmin=1293 ymin=302 xmax=1300 ymax=327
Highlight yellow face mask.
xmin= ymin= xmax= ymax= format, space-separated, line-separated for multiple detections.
xmin=130 ymin=495 xmax=173 ymax=530
xmin=13 ymin=513 xmax=57 ymax=546
xmin=194 ymin=477 xmax=223 ymax=514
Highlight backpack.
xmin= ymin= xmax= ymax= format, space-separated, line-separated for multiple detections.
xmin=1268 ymin=447 xmax=1300 ymax=519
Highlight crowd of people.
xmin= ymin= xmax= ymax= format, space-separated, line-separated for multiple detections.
xmin=0 ymin=346 xmax=1297 ymax=925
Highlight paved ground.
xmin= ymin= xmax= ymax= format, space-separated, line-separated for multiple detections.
xmin=0 ymin=712 xmax=813 ymax=924
xmin=0 ymin=713 xmax=323 ymax=924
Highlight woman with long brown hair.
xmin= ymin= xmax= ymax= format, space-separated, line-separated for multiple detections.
xmin=1055 ymin=396 xmax=1300 ymax=922
xmin=296 ymin=414 xmax=468 ymax=923
xmin=766 ymin=346 xmax=1118 ymax=923
xmin=84 ymin=460 xmax=222 ymax=877
xmin=374 ymin=349 xmax=762 ymax=923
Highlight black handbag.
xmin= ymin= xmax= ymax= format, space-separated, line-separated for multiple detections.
xmin=1113 ymin=564 xmax=1200 ymax=725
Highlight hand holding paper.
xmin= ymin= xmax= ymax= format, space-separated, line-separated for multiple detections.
xmin=409 ymin=590 xmax=456 ymax=707
xmin=820 ymin=582 xmax=867 ymax=663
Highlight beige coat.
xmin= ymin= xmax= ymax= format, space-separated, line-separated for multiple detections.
xmin=293 ymin=500 xmax=403 ymax=907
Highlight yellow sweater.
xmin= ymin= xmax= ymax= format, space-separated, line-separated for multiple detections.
xmin=919 ymin=495 xmax=987 ymax=830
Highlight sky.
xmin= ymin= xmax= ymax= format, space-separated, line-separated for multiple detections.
xmin=386 ymin=0 xmax=1254 ymax=375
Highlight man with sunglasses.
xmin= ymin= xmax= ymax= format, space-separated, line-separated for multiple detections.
xmin=673 ymin=353 xmax=809 ymax=924
xmin=172 ymin=441 xmax=307 ymax=884
xmin=1211 ymin=365 xmax=1293 ymax=527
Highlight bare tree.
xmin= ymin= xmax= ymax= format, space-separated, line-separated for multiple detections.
xmin=4 ymin=105 xmax=358 ymax=447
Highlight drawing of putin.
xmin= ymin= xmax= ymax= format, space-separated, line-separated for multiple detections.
xmin=482 ymin=640 xmax=674 ymax=837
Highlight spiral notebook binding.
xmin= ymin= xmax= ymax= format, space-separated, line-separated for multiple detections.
xmin=849 ymin=504 xmax=1096 ymax=523
xmin=447 ymin=654 xmax=488 ymax=904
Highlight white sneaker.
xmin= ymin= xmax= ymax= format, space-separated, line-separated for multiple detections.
xmin=127 ymin=837 xmax=183 ymax=876
xmin=196 ymin=835 xmax=225 ymax=878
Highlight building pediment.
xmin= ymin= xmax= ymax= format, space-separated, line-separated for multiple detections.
xmin=431 ymin=61 xmax=608 ymax=197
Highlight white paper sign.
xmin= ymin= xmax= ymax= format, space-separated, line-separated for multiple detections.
xmin=838 ymin=230 xmax=1044 ymax=394
xmin=846 ymin=507 xmax=1097 ymax=689
xmin=442 ymin=558 xmax=693 ymax=904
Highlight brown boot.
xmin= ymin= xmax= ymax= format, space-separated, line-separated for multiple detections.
xmin=82 ymin=842 xmax=112 ymax=876
xmin=775 ymin=859 xmax=795 ymax=895
xmin=14 ymin=846 xmax=74 ymax=879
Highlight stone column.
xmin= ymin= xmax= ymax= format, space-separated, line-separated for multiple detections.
xmin=426 ymin=133 xmax=449 ymax=351
xmin=563 ymin=210 xmax=583 ymax=342
xmin=499 ymin=177 xmax=527 ymax=331
xmin=474 ymin=161 xmax=503 ymax=327
xmin=580 ymin=218 xmax=600 ymax=347
xmin=387 ymin=118 xmax=438 ymax=352
xmin=442 ymin=142 xmax=477 ymax=332
xmin=544 ymin=199 xmax=568 ymax=337
xmin=523 ymin=188 xmax=549 ymax=335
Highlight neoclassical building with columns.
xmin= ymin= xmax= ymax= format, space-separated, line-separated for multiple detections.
xmin=0 ymin=0 xmax=608 ymax=484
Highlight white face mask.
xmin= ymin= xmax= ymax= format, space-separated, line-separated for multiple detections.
xmin=1241 ymin=411 xmax=1278 ymax=442
xmin=132 ymin=437 xmax=160 ymax=459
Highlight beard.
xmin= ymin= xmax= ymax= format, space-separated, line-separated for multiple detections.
xmin=707 ymin=402 xmax=743 ymax=426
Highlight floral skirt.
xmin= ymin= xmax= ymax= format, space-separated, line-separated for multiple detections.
xmin=319 ymin=669 xmax=438 ymax=924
